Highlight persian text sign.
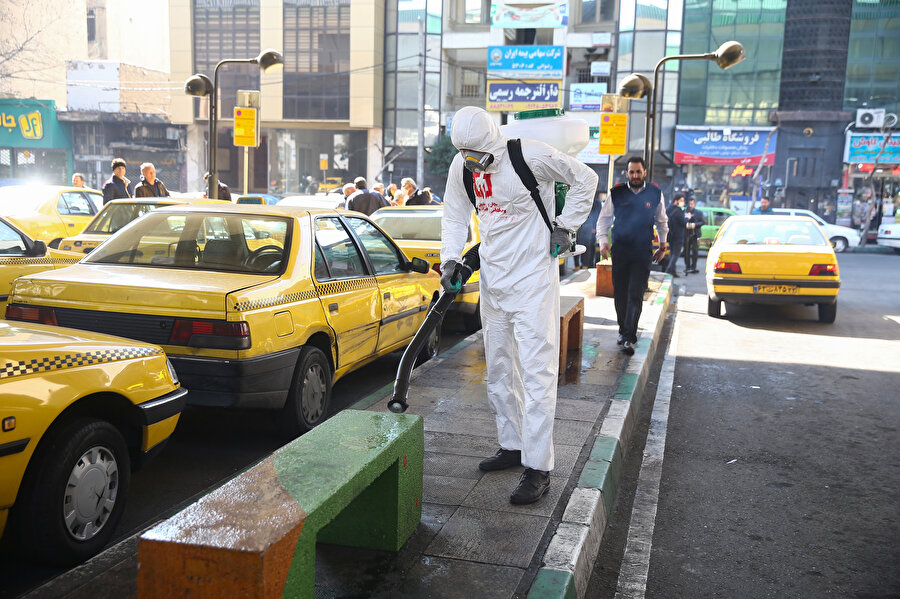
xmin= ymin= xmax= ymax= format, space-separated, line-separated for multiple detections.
xmin=844 ymin=133 xmax=900 ymax=164
xmin=487 ymin=46 xmax=564 ymax=79
xmin=598 ymin=113 xmax=628 ymax=156
xmin=569 ymin=83 xmax=608 ymax=111
xmin=486 ymin=80 xmax=561 ymax=111
xmin=233 ymin=107 xmax=259 ymax=147
xmin=490 ymin=1 xmax=568 ymax=28
xmin=675 ymin=127 xmax=776 ymax=165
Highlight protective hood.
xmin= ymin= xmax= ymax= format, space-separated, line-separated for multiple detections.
xmin=451 ymin=106 xmax=508 ymax=166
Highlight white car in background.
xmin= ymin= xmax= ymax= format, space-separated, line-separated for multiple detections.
xmin=772 ymin=208 xmax=860 ymax=252
xmin=876 ymin=222 xmax=900 ymax=252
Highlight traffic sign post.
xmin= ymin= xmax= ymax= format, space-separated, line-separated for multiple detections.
xmin=599 ymin=94 xmax=630 ymax=192
xmin=235 ymin=90 xmax=261 ymax=197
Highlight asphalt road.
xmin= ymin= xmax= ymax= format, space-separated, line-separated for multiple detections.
xmin=0 ymin=316 xmax=473 ymax=598
xmin=589 ymin=252 xmax=900 ymax=598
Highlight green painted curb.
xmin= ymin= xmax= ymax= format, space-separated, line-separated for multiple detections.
xmin=526 ymin=568 xmax=578 ymax=599
xmin=614 ymin=372 xmax=639 ymax=400
xmin=589 ymin=435 xmax=620 ymax=464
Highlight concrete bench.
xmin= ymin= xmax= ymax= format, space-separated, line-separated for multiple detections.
xmin=137 ymin=409 xmax=424 ymax=599
xmin=559 ymin=295 xmax=585 ymax=372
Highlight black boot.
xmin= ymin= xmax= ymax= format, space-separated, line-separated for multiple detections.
xmin=479 ymin=448 xmax=522 ymax=471
xmin=510 ymin=468 xmax=550 ymax=504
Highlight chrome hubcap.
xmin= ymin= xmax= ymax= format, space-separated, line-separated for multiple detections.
xmin=63 ymin=446 xmax=119 ymax=541
xmin=301 ymin=363 xmax=327 ymax=423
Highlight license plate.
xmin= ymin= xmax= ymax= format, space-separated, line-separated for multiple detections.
xmin=753 ymin=284 xmax=799 ymax=294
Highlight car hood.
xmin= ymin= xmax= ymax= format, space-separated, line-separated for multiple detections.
xmin=11 ymin=264 xmax=277 ymax=317
xmin=0 ymin=319 xmax=161 ymax=357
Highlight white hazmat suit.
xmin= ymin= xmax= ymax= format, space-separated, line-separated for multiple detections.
xmin=442 ymin=107 xmax=598 ymax=472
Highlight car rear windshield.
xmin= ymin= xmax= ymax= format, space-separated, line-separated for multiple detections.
xmin=373 ymin=210 xmax=470 ymax=242
xmin=85 ymin=202 xmax=166 ymax=234
xmin=0 ymin=187 xmax=50 ymax=215
xmin=85 ymin=211 xmax=292 ymax=274
xmin=720 ymin=220 xmax=828 ymax=246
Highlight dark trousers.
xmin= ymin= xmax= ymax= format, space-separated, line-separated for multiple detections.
xmin=665 ymin=240 xmax=683 ymax=275
xmin=577 ymin=240 xmax=597 ymax=268
xmin=611 ymin=244 xmax=651 ymax=343
xmin=684 ymin=234 xmax=700 ymax=271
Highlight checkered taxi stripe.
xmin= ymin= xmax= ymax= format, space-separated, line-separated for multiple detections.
xmin=0 ymin=256 xmax=80 ymax=266
xmin=232 ymin=289 xmax=318 ymax=311
xmin=0 ymin=347 xmax=163 ymax=380
xmin=315 ymin=277 xmax=377 ymax=296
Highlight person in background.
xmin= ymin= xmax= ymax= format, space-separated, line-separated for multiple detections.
xmin=134 ymin=163 xmax=170 ymax=198
xmin=72 ymin=173 xmax=85 ymax=188
xmin=424 ymin=187 xmax=442 ymax=204
xmin=102 ymin=158 xmax=131 ymax=204
xmin=346 ymin=177 xmax=389 ymax=215
xmin=752 ymin=197 xmax=775 ymax=214
xmin=664 ymin=193 xmax=686 ymax=278
xmin=372 ymin=183 xmax=386 ymax=197
xmin=203 ymin=172 xmax=232 ymax=202
xmin=401 ymin=177 xmax=431 ymax=206
xmin=575 ymin=190 xmax=604 ymax=270
xmin=683 ymin=196 xmax=705 ymax=274
xmin=386 ymin=183 xmax=399 ymax=204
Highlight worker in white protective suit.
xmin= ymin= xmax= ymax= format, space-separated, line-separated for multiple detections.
xmin=441 ymin=106 xmax=598 ymax=505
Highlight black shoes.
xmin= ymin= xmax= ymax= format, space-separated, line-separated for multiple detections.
xmin=479 ymin=448 xmax=522 ymax=471
xmin=616 ymin=334 xmax=625 ymax=345
xmin=510 ymin=468 xmax=550 ymax=504
xmin=622 ymin=341 xmax=635 ymax=355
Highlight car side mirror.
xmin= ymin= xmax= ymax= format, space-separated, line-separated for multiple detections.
xmin=26 ymin=240 xmax=47 ymax=257
xmin=409 ymin=256 xmax=430 ymax=274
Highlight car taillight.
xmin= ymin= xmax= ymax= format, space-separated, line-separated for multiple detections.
xmin=6 ymin=305 xmax=58 ymax=326
xmin=169 ymin=319 xmax=250 ymax=349
xmin=809 ymin=263 xmax=838 ymax=276
xmin=714 ymin=261 xmax=742 ymax=274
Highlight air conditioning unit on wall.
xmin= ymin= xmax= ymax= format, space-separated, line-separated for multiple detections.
xmin=856 ymin=108 xmax=885 ymax=128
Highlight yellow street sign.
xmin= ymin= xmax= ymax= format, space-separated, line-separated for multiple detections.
xmin=233 ymin=107 xmax=259 ymax=147
xmin=599 ymin=113 xmax=628 ymax=156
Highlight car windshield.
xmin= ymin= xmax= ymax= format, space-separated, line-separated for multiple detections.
xmin=720 ymin=220 xmax=828 ymax=246
xmin=372 ymin=210 xmax=456 ymax=241
xmin=85 ymin=211 xmax=292 ymax=274
xmin=0 ymin=219 xmax=27 ymax=254
xmin=85 ymin=202 xmax=167 ymax=234
xmin=0 ymin=187 xmax=51 ymax=215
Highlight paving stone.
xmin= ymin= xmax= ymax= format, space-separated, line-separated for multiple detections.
xmin=423 ymin=412 xmax=500 ymax=437
xmin=556 ymin=383 xmax=612 ymax=402
xmin=461 ymin=471 xmax=566 ymax=518
xmin=423 ymin=474 xmax=479 ymax=505
xmin=424 ymin=452 xmax=484 ymax=479
xmin=555 ymin=397 xmax=605 ymax=422
xmin=550 ymin=444 xmax=581 ymax=479
xmin=371 ymin=556 xmax=524 ymax=599
xmin=426 ymin=506 xmax=550 ymax=568
xmin=553 ymin=418 xmax=594 ymax=447
xmin=424 ymin=431 xmax=500 ymax=456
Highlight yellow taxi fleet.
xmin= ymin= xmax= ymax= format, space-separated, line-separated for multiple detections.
xmin=371 ymin=205 xmax=483 ymax=331
xmin=8 ymin=204 xmax=441 ymax=435
xmin=0 ymin=320 xmax=185 ymax=565
xmin=0 ymin=185 xmax=103 ymax=248
xmin=706 ymin=215 xmax=840 ymax=322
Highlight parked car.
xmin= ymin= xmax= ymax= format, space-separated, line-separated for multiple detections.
xmin=0 ymin=185 xmax=103 ymax=248
xmin=318 ymin=177 xmax=344 ymax=193
xmin=876 ymin=221 xmax=900 ymax=252
xmin=7 ymin=204 xmax=440 ymax=436
xmin=58 ymin=197 xmax=231 ymax=255
xmin=371 ymin=205 xmax=483 ymax=331
xmin=236 ymin=194 xmax=282 ymax=206
xmin=706 ymin=215 xmax=840 ymax=322
xmin=696 ymin=205 xmax=737 ymax=249
xmin=772 ymin=208 xmax=860 ymax=252
xmin=0 ymin=320 xmax=185 ymax=565
xmin=0 ymin=216 xmax=80 ymax=317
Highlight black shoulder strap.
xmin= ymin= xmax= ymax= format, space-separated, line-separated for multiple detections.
xmin=507 ymin=138 xmax=553 ymax=232
xmin=462 ymin=169 xmax=477 ymax=207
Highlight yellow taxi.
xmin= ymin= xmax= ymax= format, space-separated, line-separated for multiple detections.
xmin=0 ymin=185 xmax=103 ymax=248
xmin=8 ymin=204 xmax=440 ymax=436
xmin=706 ymin=215 xmax=840 ymax=322
xmin=318 ymin=177 xmax=344 ymax=193
xmin=0 ymin=320 xmax=185 ymax=565
xmin=59 ymin=197 xmax=231 ymax=255
xmin=371 ymin=205 xmax=483 ymax=331
xmin=1 ymin=216 xmax=81 ymax=317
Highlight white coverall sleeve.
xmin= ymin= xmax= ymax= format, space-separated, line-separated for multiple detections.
xmin=596 ymin=197 xmax=615 ymax=243
xmin=527 ymin=144 xmax=599 ymax=233
xmin=655 ymin=192 xmax=669 ymax=244
xmin=440 ymin=156 xmax=474 ymax=265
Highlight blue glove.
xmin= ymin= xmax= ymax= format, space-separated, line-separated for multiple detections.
xmin=550 ymin=225 xmax=574 ymax=257
xmin=440 ymin=260 xmax=471 ymax=293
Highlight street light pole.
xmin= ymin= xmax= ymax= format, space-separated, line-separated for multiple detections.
xmin=185 ymin=49 xmax=284 ymax=199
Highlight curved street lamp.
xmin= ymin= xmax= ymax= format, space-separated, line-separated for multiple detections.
xmin=620 ymin=41 xmax=746 ymax=181
xmin=185 ymin=48 xmax=285 ymax=199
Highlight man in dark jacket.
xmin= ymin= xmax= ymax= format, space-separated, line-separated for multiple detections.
xmin=683 ymin=196 xmax=706 ymax=274
xmin=665 ymin=193 xmax=686 ymax=277
xmin=347 ymin=177 xmax=389 ymax=215
xmin=134 ymin=163 xmax=170 ymax=198
xmin=102 ymin=158 xmax=131 ymax=204
xmin=204 ymin=172 xmax=232 ymax=202
xmin=401 ymin=177 xmax=432 ymax=206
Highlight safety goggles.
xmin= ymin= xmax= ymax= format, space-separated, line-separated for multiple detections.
xmin=460 ymin=150 xmax=494 ymax=172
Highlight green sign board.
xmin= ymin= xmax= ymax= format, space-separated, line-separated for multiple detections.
xmin=0 ymin=98 xmax=70 ymax=149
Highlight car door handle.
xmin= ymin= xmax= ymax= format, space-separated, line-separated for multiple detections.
xmin=384 ymin=292 xmax=391 ymax=299
xmin=328 ymin=303 xmax=338 ymax=312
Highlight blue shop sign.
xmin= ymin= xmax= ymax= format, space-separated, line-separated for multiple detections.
xmin=486 ymin=80 xmax=561 ymax=111
xmin=844 ymin=133 xmax=900 ymax=164
xmin=0 ymin=98 xmax=70 ymax=149
xmin=487 ymin=45 xmax=564 ymax=79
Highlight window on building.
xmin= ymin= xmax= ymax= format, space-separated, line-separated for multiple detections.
xmin=463 ymin=0 xmax=490 ymax=24
xmin=580 ymin=0 xmax=617 ymax=23
xmin=87 ymin=9 xmax=96 ymax=42
xmin=460 ymin=69 xmax=484 ymax=97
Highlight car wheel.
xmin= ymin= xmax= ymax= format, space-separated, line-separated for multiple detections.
xmin=818 ymin=300 xmax=837 ymax=323
xmin=831 ymin=237 xmax=848 ymax=253
xmin=281 ymin=346 xmax=332 ymax=437
xmin=9 ymin=418 xmax=130 ymax=565
xmin=463 ymin=301 xmax=482 ymax=333
xmin=707 ymin=296 xmax=722 ymax=318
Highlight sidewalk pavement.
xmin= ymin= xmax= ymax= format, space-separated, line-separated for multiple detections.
xmin=25 ymin=270 xmax=672 ymax=599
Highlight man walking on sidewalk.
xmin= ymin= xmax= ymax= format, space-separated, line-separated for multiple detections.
xmin=598 ymin=156 xmax=668 ymax=356
xmin=683 ymin=196 xmax=705 ymax=273
xmin=665 ymin=193 xmax=686 ymax=278
xmin=441 ymin=106 xmax=597 ymax=505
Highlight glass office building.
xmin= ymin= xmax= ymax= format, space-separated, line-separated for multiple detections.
xmin=844 ymin=0 xmax=900 ymax=114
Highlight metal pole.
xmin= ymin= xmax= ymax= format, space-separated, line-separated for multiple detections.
xmin=417 ymin=17 xmax=425 ymax=186
xmin=209 ymin=67 xmax=219 ymax=199
xmin=243 ymin=146 xmax=249 ymax=197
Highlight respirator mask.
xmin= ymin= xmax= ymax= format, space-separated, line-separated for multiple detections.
xmin=461 ymin=150 xmax=494 ymax=172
